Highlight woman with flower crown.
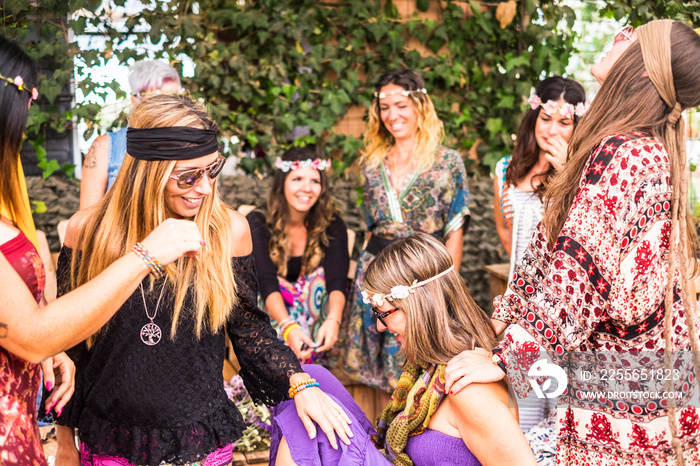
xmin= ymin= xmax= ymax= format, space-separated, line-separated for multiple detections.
xmin=494 ymin=76 xmax=587 ymax=296
xmin=247 ymin=146 xmax=349 ymax=363
xmin=269 ymin=233 xmax=536 ymax=466
xmin=341 ymin=69 xmax=470 ymax=399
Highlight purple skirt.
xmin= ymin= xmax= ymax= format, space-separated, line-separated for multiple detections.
xmin=269 ymin=365 xmax=391 ymax=466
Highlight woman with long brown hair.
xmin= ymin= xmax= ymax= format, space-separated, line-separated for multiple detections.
xmin=247 ymin=146 xmax=349 ymax=363
xmin=53 ymin=94 xmax=352 ymax=466
xmin=342 ymin=68 xmax=470 ymax=397
xmin=445 ymin=20 xmax=700 ymax=465
xmin=270 ymin=233 xmax=536 ymax=466
xmin=0 ymin=37 xmax=204 ymax=466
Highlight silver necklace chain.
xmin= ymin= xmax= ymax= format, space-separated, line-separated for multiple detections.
xmin=138 ymin=279 xmax=167 ymax=346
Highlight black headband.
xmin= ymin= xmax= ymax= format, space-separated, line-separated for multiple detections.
xmin=126 ymin=126 xmax=219 ymax=161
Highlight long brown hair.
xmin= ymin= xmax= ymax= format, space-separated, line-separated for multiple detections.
xmin=506 ymin=76 xmax=586 ymax=198
xmin=359 ymin=69 xmax=444 ymax=173
xmin=71 ymin=95 xmax=237 ymax=345
xmin=544 ymin=21 xmax=700 ymax=465
xmin=264 ymin=146 xmax=338 ymax=277
xmin=0 ymin=37 xmax=38 ymax=234
xmin=363 ymin=232 xmax=496 ymax=365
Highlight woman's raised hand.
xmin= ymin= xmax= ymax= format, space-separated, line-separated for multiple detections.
xmin=444 ymin=347 xmax=506 ymax=395
xmin=314 ymin=318 xmax=340 ymax=352
xmin=140 ymin=218 xmax=204 ymax=266
xmin=542 ymin=135 xmax=569 ymax=172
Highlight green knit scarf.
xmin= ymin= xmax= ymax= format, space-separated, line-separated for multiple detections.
xmin=374 ymin=362 xmax=447 ymax=466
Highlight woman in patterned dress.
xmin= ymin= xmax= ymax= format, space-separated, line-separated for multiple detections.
xmin=342 ymin=69 xmax=470 ymax=396
xmin=247 ymin=146 xmax=349 ymax=363
xmin=493 ymin=76 xmax=587 ymax=439
xmin=446 ymin=20 xmax=700 ymax=466
xmin=0 ymin=37 xmax=204 ymax=466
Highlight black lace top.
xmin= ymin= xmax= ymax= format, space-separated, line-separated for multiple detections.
xmin=54 ymin=248 xmax=302 ymax=466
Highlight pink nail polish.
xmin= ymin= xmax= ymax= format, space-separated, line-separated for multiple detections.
xmin=46 ymin=401 xmax=55 ymax=413
xmin=45 ymin=381 xmax=53 ymax=391
xmin=57 ymin=407 xmax=63 ymax=417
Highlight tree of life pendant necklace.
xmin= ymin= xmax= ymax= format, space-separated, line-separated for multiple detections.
xmin=139 ymin=279 xmax=167 ymax=346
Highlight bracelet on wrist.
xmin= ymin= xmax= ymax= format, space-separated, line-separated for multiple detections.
xmin=325 ymin=316 xmax=341 ymax=326
xmin=277 ymin=317 xmax=293 ymax=330
xmin=288 ymin=378 xmax=319 ymax=398
xmin=282 ymin=323 xmax=301 ymax=343
xmin=132 ymin=242 xmax=165 ymax=279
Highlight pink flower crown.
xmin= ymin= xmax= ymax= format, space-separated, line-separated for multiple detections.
xmin=0 ymin=72 xmax=39 ymax=102
xmin=274 ymin=157 xmax=332 ymax=172
xmin=528 ymin=94 xmax=589 ymax=119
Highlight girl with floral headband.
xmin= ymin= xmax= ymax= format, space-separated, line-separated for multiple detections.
xmin=341 ymin=68 xmax=470 ymax=400
xmin=268 ymin=232 xmax=536 ymax=466
xmin=247 ymin=146 xmax=349 ymax=363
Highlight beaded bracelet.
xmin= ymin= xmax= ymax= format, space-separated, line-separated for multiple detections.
xmin=288 ymin=378 xmax=319 ymax=399
xmin=277 ymin=317 xmax=294 ymax=330
xmin=132 ymin=242 xmax=165 ymax=279
xmin=282 ymin=323 xmax=301 ymax=343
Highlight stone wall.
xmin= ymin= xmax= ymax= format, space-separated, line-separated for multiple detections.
xmin=27 ymin=174 xmax=505 ymax=311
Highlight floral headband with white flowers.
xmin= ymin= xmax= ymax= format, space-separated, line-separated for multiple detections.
xmin=275 ymin=157 xmax=332 ymax=173
xmin=374 ymin=88 xmax=428 ymax=99
xmin=0 ymin=72 xmax=38 ymax=102
xmin=361 ymin=264 xmax=455 ymax=307
xmin=528 ymin=94 xmax=589 ymax=119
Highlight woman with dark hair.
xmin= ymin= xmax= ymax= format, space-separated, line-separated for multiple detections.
xmin=495 ymin=76 xmax=587 ymax=286
xmin=269 ymin=233 xmax=536 ymax=466
xmin=0 ymin=37 xmax=204 ymax=466
xmin=54 ymin=95 xmax=352 ymax=466
xmin=247 ymin=146 xmax=349 ymax=362
xmin=342 ymin=68 xmax=470 ymax=397
xmin=446 ymin=21 xmax=700 ymax=465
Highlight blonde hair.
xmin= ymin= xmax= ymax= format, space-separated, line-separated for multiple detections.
xmin=363 ymin=232 xmax=495 ymax=365
xmin=71 ymin=94 xmax=236 ymax=346
xmin=543 ymin=21 xmax=700 ymax=465
xmin=358 ymin=69 xmax=444 ymax=173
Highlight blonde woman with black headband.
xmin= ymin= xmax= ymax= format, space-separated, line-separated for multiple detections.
xmin=342 ymin=69 xmax=470 ymax=398
xmin=446 ymin=20 xmax=700 ymax=465
xmin=0 ymin=37 xmax=204 ymax=466
xmin=52 ymin=94 xmax=353 ymax=466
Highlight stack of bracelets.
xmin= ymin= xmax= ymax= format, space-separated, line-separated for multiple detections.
xmin=288 ymin=378 xmax=320 ymax=399
xmin=278 ymin=317 xmax=300 ymax=344
xmin=132 ymin=242 xmax=165 ymax=279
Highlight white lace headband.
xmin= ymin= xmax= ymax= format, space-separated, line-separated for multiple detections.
xmin=374 ymin=88 xmax=427 ymax=99
xmin=274 ymin=157 xmax=331 ymax=172
xmin=361 ymin=265 xmax=455 ymax=307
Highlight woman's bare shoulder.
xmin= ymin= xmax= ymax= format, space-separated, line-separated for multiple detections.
xmin=226 ymin=207 xmax=253 ymax=256
xmin=64 ymin=207 xmax=97 ymax=248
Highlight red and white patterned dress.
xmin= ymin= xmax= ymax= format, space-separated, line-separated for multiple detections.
xmin=493 ymin=131 xmax=700 ymax=465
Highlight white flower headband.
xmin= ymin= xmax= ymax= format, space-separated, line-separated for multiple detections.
xmin=374 ymin=88 xmax=427 ymax=99
xmin=361 ymin=265 xmax=455 ymax=307
xmin=274 ymin=157 xmax=332 ymax=172
xmin=0 ymin=72 xmax=38 ymax=101
xmin=528 ymin=93 xmax=589 ymax=119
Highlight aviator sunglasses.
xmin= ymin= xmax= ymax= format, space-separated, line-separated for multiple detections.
xmin=169 ymin=155 xmax=226 ymax=189
xmin=372 ymin=306 xmax=400 ymax=327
